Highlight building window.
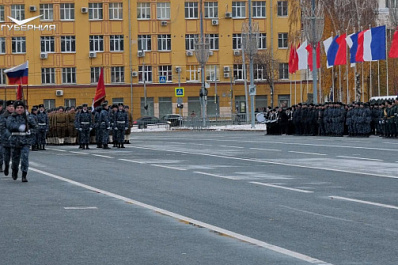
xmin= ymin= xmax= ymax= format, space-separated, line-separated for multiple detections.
xmin=109 ymin=3 xmax=123 ymax=20
xmin=139 ymin=65 xmax=152 ymax=83
xmin=233 ymin=64 xmax=244 ymax=80
xmin=64 ymin=99 xmax=76 ymax=107
xmin=206 ymin=34 xmax=219 ymax=50
xmin=89 ymin=3 xmax=103 ymax=20
xmin=0 ymin=38 xmax=5 ymax=54
xmin=137 ymin=3 xmax=150 ymax=19
xmin=111 ymin=67 xmax=125 ymax=83
xmin=185 ymin=34 xmax=198 ymax=50
xmin=112 ymin=98 xmax=124 ymax=104
xmin=110 ymin=35 xmax=124 ymax=52
xmin=186 ymin=65 xmax=200 ymax=82
xmin=89 ymin=35 xmax=104 ymax=52
xmin=232 ymin=34 xmax=242 ymax=50
xmin=62 ymin=68 xmax=76 ymax=84
xmin=61 ymin=36 xmax=76 ymax=53
xmin=157 ymin=3 xmax=170 ymax=19
xmin=44 ymin=99 xmax=55 ymax=109
xmin=258 ymin=33 xmax=266 ymax=49
xmin=41 ymin=36 xmax=55 ymax=53
xmin=253 ymin=1 xmax=266 ymax=18
xmin=41 ymin=68 xmax=55 ymax=84
xmin=0 ymin=69 xmax=6 ymax=85
xmin=277 ymin=1 xmax=288 ymax=17
xmin=205 ymin=2 xmax=218 ymax=18
xmin=158 ymin=34 xmax=171 ymax=51
xmin=185 ymin=2 xmax=198 ymax=19
xmin=279 ymin=63 xmax=289 ymax=79
xmin=278 ymin=33 xmax=288 ymax=48
xmin=11 ymin=5 xmax=25 ymax=20
xmin=158 ymin=66 xmax=172 ymax=82
xmin=232 ymin=2 xmax=246 ymax=18
xmin=0 ymin=6 xmax=4 ymax=22
xmin=138 ymin=35 xmax=151 ymax=51
xmin=205 ymin=65 xmax=219 ymax=81
xmin=91 ymin=67 xmax=101 ymax=83
xmin=40 ymin=4 xmax=53 ymax=21
xmin=12 ymin=37 xmax=26 ymax=54
xmin=60 ymin=3 xmax=74 ymax=20
xmin=254 ymin=64 xmax=265 ymax=80
xmin=387 ymin=0 xmax=398 ymax=8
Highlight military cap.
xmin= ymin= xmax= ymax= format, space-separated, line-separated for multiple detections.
xmin=39 ymin=104 xmax=45 ymax=108
xmin=14 ymin=100 xmax=25 ymax=108
xmin=6 ymin=100 xmax=14 ymax=106
xmin=101 ymin=100 xmax=108 ymax=106
xmin=0 ymin=99 xmax=3 ymax=105
xmin=31 ymin=106 xmax=38 ymax=111
xmin=82 ymin=103 xmax=88 ymax=107
xmin=118 ymin=103 xmax=124 ymax=107
xmin=124 ymin=105 xmax=130 ymax=109
xmin=58 ymin=106 xmax=65 ymax=110
xmin=111 ymin=104 xmax=118 ymax=109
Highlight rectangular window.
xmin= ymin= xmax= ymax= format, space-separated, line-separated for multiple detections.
xmin=0 ymin=6 xmax=4 ymax=22
xmin=109 ymin=3 xmax=123 ymax=20
xmin=40 ymin=4 xmax=53 ymax=21
xmin=62 ymin=68 xmax=76 ymax=84
xmin=253 ymin=1 xmax=266 ymax=18
xmin=206 ymin=34 xmax=219 ymax=50
xmin=0 ymin=37 xmax=5 ymax=54
xmin=185 ymin=2 xmax=198 ymax=19
xmin=157 ymin=3 xmax=170 ymax=19
xmin=61 ymin=36 xmax=76 ymax=53
xmin=112 ymin=98 xmax=124 ymax=104
xmin=44 ymin=99 xmax=55 ymax=109
xmin=233 ymin=64 xmax=244 ymax=80
xmin=158 ymin=66 xmax=172 ymax=82
xmin=91 ymin=67 xmax=101 ymax=83
xmin=277 ymin=1 xmax=288 ymax=17
xmin=186 ymin=65 xmax=200 ymax=82
xmin=0 ymin=69 xmax=6 ymax=85
xmin=138 ymin=35 xmax=152 ymax=51
xmin=40 ymin=36 xmax=55 ymax=53
xmin=232 ymin=2 xmax=246 ymax=18
xmin=254 ymin=64 xmax=265 ymax=80
xmin=137 ymin=2 xmax=150 ymax=19
xmin=279 ymin=63 xmax=289 ymax=79
xmin=60 ymin=3 xmax=75 ymax=20
xmin=12 ymin=37 xmax=26 ymax=54
xmin=41 ymin=68 xmax=55 ymax=84
xmin=278 ymin=33 xmax=288 ymax=48
xmin=110 ymin=35 xmax=124 ymax=52
xmin=11 ymin=5 xmax=25 ymax=20
xmin=111 ymin=67 xmax=125 ymax=83
xmin=205 ymin=2 xmax=218 ymax=18
xmin=205 ymin=65 xmax=219 ymax=81
xmin=89 ymin=3 xmax=103 ymax=20
xmin=89 ymin=35 xmax=104 ymax=52
xmin=139 ymin=65 xmax=152 ymax=83
xmin=185 ymin=34 xmax=198 ymax=50
xmin=232 ymin=34 xmax=242 ymax=50
xmin=258 ymin=33 xmax=266 ymax=49
xmin=158 ymin=34 xmax=171 ymax=51
xmin=64 ymin=99 xmax=76 ymax=108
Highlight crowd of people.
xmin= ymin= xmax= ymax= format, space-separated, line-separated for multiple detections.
xmin=261 ymin=97 xmax=398 ymax=137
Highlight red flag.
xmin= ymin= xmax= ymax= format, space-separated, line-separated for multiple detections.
xmin=306 ymin=42 xmax=321 ymax=71
xmin=16 ymin=84 xmax=23 ymax=100
xmin=288 ymin=44 xmax=299 ymax=74
xmin=389 ymin=28 xmax=398 ymax=58
xmin=92 ymin=68 xmax=106 ymax=108
xmin=334 ymin=34 xmax=347 ymax=65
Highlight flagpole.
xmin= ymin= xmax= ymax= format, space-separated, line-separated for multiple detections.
xmin=369 ymin=61 xmax=372 ymax=99
xmin=295 ymin=79 xmax=297 ymax=104
xmin=319 ymin=67 xmax=322 ymax=103
xmin=378 ymin=60 xmax=380 ymax=97
xmin=332 ymin=67 xmax=334 ymax=101
xmin=386 ymin=25 xmax=389 ymax=96
xmin=346 ymin=28 xmax=349 ymax=104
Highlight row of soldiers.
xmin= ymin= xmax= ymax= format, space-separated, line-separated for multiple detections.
xmin=28 ymin=101 xmax=133 ymax=150
xmin=263 ymin=98 xmax=398 ymax=137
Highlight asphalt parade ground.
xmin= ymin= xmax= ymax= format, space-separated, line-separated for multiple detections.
xmin=1 ymin=131 xmax=398 ymax=265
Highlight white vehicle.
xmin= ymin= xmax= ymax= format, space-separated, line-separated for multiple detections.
xmin=369 ymin=96 xmax=397 ymax=102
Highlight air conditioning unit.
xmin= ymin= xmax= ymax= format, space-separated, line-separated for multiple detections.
xmin=186 ymin=51 xmax=194 ymax=57
xmin=29 ymin=6 xmax=37 ymax=12
xmin=137 ymin=50 xmax=145 ymax=57
xmin=209 ymin=50 xmax=214 ymax=56
xmin=223 ymin=66 xmax=230 ymax=72
xmin=40 ymin=53 xmax=48 ymax=60
xmin=81 ymin=7 xmax=88 ymax=14
xmin=132 ymin=71 xmax=138 ymax=77
xmin=233 ymin=50 xmax=241 ymax=56
xmin=89 ymin=52 xmax=97 ymax=58
xmin=161 ymin=21 xmax=168 ymax=26
xmin=225 ymin=12 xmax=232 ymax=19
xmin=56 ymin=90 xmax=64 ymax=96
xmin=224 ymin=72 xmax=230 ymax=78
xmin=175 ymin=66 xmax=181 ymax=73
xmin=211 ymin=19 xmax=219 ymax=26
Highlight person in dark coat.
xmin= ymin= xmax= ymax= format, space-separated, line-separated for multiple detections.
xmin=76 ymin=104 xmax=92 ymax=149
xmin=113 ymin=103 xmax=129 ymax=148
xmin=99 ymin=101 xmax=111 ymax=149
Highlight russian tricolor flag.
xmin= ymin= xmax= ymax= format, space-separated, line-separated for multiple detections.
xmin=4 ymin=61 xmax=29 ymax=85
xmin=355 ymin=26 xmax=386 ymax=62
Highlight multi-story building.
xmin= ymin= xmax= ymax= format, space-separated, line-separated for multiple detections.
xmin=0 ymin=0 xmax=300 ymax=118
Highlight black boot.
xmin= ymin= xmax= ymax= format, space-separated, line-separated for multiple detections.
xmin=117 ymin=143 xmax=121 ymax=148
xmin=4 ymin=164 xmax=9 ymax=176
xmin=42 ymin=145 xmax=46 ymax=150
xmin=79 ymin=144 xmax=83 ymax=149
xmin=22 ymin=172 xmax=28 ymax=183
xmin=103 ymin=144 xmax=111 ymax=149
xmin=86 ymin=144 xmax=90 ymax=149
xmin=121 ymin=144 xmax=125 ymax=148
xmin=127 ymin=140 xmax=130 ymax=144
xmin=12 ymin=168 xmax=18 ymax=180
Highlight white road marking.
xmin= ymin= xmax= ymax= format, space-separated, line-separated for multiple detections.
xmin=151 ymin=164 xmax=186 ymax=171
xmin=48 ymin=148 xmax=67 ymax=152
xmin=92 ymin=154 xmax=114 ymax=159
xmin=69 ymin=151 xmax=89 ymax=155
xmin=64 ymin=207 xmax=98 ymax=210
xmin=250 ymin=182 xmax=314 ymax=193
xmin=30 ymin=167 xmax=332 ymax=265
xmin=329 ymin=196 xmax=398 ymax=210
xmin=118 ymin=159 xmax=147 ymax=164
xmin=194 ymin=171 xmax=240 ymax=180
xmin=250 ymin=148 xmax=282 ymax=152
xmin=336 ymin=156 xmax=383 ymax=162
xmin=288 ymin=151 xmax=327 ymax=156
xmin=220 ymin=145 xmax=244 ymax=149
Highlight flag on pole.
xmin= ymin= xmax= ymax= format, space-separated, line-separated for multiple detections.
xmin=306 ymin=42 xmax=321 ymax=71
xmin=4 ymin=61 xmax=29 ymax=85
xmin=334 ymin=34 xmax=347 ymax=65
xmin=389 ymin=27 xmax=398 ymax=58
xmin=297 ymin=41 xmax=308 ymax=70
xmin=356 ymin=26 xmax=386 ymax=62
xmin=92 ymin=68 xmax=106 ymax=109
xmin=346 ymin=33 xmax=359 ymax=66
xmin=288 ymin=44 xmax=299 ymax=74
xmin=16 ymin=84 xmax=23 ymax=100
xmin=323 ymin=37 xmax=334 ymax=68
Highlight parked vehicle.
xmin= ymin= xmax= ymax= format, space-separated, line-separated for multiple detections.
xmin=161 ymin=114 xmax=183 ymax=127
xmin=133 ymin=116 xmax=162 ymax=129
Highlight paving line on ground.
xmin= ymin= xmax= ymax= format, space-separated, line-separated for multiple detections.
xmin=194 ymin=171 xmax=240 ymax=180
xmin=151 ymin=164 xmax=187 ymax=171
xmin=47 ymin=148 xmax=67 ymax=152
xmin=29 ymin=167 xmax=333 ymax=265
xmin=69 ymin=151 xmax=90 ymax=155
xmin=250 ymin=148 xmax=282 ymax=152
xmin=328 ymin=196 xmax=398 ymax=210
xmin=336 ymin=156 xmax=383 ymax=162
xmin=118 ymin=158 xmax=147 ymax=164
xmin=220 ymin=145 xmax=245 ymax=149
xmin=288 ymin=151 xmax=327 ymax=156
xmin=250 ymin=182 xmax=314 ymax=193
xmin=92 ymin=154 xmax=114 ymax=159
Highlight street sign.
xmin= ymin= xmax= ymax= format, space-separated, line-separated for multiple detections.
xmin=249 ymin=85 xmax=256 ymax=96
xmin=159 ymin=76 xmax=167 ymax=83
xmin=175 ymin=87 xmax=185 ymax=97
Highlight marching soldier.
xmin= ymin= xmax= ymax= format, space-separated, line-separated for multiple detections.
xmin=76 ymin=104 xmax=92 ymax=149
xmin=99 ymin=101 xmax=111 ymax=149
xmin=55 ymin=106 xmax=68 ymax=144
xmin=2 ymin=100 xmax=14 ymax=176
xmin=30 ymin=106 xmax=39 ymax=151
xmin=124 ymin=105 xmax=133 ymax=144
xmin=113 ymin=103 xmax=128 ymax=148
xmin=37 ymin=104 xmax=49 ymax=150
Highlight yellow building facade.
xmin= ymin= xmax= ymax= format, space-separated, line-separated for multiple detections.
xmin=0 ymin=0 xmax=303 ymax=118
